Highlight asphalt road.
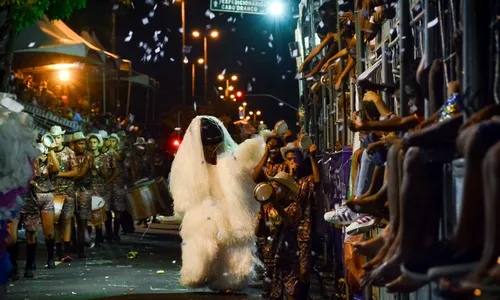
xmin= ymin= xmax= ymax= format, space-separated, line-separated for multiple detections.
xmin=6 ymin=222 xmax=263 ymax=300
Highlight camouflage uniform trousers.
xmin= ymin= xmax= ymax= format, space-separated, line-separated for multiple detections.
xmin=22 ymin=193 xmax=55 ymax=232
xmin=110 ymin=180 xmax=127 ymax=212
xmin=54 ymin=186 xmax=76 ymax=221
xmin=75 ymin=189 xmax=92 ymax=221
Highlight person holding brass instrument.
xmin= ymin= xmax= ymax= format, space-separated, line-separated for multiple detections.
xmin=7 ymin=141 xmax=60 ymax=280
xmin=50 ymin=126 xmax=79 ymax=262
xmin=72 ymin=132 xmax=93 ymax=257
xmin=255 ymin=172 xmax=302 ymax=300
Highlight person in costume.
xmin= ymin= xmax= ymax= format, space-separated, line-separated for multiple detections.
xmin=169 ymin=116 xmax=264 ymax=291
xmin=132 ymin=137 xmax=154 ymax=227
xmin=255 ymin=171 xmax=302 ymax=299
xmin=73 ymin=132 xmax=93 ymax=257
xmin=8 ymin=143 xmax=60 ymax=279
xmin=51 ymin=125 xmax=79 ymax=261
xmin=87 ymin=133 xmax=111 ymax=246
xmin=97 ymin=130 xmax=120 ymax=241
xmin=108 ymin=133 xmax=127 ymax=241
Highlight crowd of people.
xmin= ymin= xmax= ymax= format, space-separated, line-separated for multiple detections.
xmin=5 ymin=124 xmax=170 ymax=280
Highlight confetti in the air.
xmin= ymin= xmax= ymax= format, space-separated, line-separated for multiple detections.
xmin=237 ymin=60 xmax=243 ymax=66
xmin=227 ymin=17 xmax=233 ymax=22
xmin=154 ymin=47 xmax=160 ymax=53
xmin=252 ymin=77 xmax=256 ymax=82
xmin=231 ymin=28 xmax=236 ymax=32
xmin=261 ymin=51 xmax=267 ymax=55
xmin=153 ymin=3 xmax=158 ymax=10
xmin=247 ymin=83 xmax=253 ymax=92
xmin=427 ymin=18 xmax=439 ymax=28
xmin=141 ymin=18 xmax=149 ymax=25
xmin=148 ymin=11 xmax=155 ymax=18
xmin=205 ymin=9 xmax=215 ymax=19
xmin=221 ymin=69 xmax=226 ymax=75
xmin=139 ymin=41 xmax=144 ymax=47
xmin=178 ymin=28 xmax=184 ymax=33
xmin=276 ymin=55 xmax=282 ymax=64
xmin=112 ymin=4 xmax=119 ymax=10
xmin=245 ymin=46 xmax=248 ymax=53
xmin=319 ymin=21 xmax=324 ymax=28
xmin=28 ymin=42 xmax=35 ymax=48
xmin=145 ymin=0 xmax=155 ymax=5
xmin=269 ymin=34 xmax=274 ymax=41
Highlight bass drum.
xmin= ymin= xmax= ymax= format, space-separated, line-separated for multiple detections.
xmin=155 ymin=177 xmax=173 ymax=216
xmin=53 ymin=195 xmax=66 ymax=224
xmin=126 ymin=180 xmax=158 ymax=220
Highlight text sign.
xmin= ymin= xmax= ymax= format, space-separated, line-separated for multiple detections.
xmin=210 ymin=0 xmax=268 ymax=15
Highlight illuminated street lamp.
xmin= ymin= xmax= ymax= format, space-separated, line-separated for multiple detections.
xmin=197 ymin=58 xmax=204 ymax=64
xmin=230 ymin=94 xmax=235 ymax=99
xmin=239 ymin=116 xmax=244 ymax=119
xmin=228 ymin=86 xmax=234 ymax=91
xmin=218 ymin=86 xmax=223 ymax=90
xmin=192 ymin=29 xmax=220 ymax=104
xmin=238 ymin=106 xmax=243 ymax=111
xmin=243 ymin=102 xmax=247 ymax=106
xmin=231 ymin=75 xmax=238 ymax=81
xmin=246 ymin=116 xmax=250 ymax=120
xmin=256 ymin=110 xmax=262 ymax=116
xmin=269 ymin=1 xmax=284 ymax=16
xmin=249 ymin=111 xmax=254 ymax=115
xmin=218 ymin=74 xmax=225 ymax=81
xmin=260 ymin=120 xmax=264 ymax=124
xmin=220 ymin=95 xmax=224 ymax=99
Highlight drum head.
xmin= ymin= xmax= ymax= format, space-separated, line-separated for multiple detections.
xmin=299 ymin=135 xmax=313 ymax=150
xmin=135 ymin=178 xmax=150 ymax=185
xmin=91 ymin=196 xmax=105 ymax=210
xmin=253 ymin=183 xmax=273 ymax=202
xmin=274 ymin=120 xmax=288 ymax=136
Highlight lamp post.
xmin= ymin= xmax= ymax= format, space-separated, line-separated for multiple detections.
xmin=191 ymin=58 xmax=204 ymax=97
xmin=192 ymin=30 xmax=219 ymax=105
xmin=181 ymin=0 xmax=186 ymax=105
xmin=217 ymin=74 xmax=238 ymax=98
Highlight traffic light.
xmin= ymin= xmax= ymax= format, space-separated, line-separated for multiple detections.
xmin=236 ymin=91 xmax=243 ymax=98
xmin=172 ymin=138 xmax=181 ymax=147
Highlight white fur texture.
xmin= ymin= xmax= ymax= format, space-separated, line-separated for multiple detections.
xmin=169 ymin=116 xmax=264 ymax=290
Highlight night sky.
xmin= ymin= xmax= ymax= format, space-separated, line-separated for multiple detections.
xmin=67 ymin=0 xmax=300 ymax=129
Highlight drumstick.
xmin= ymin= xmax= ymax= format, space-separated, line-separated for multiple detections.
xmin=140 ymin=220 xmax=151 ymax=240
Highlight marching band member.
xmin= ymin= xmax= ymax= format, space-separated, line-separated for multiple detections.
xmin=51 ymin=126 xmax=79 ymax=262
xmin=132 ymin=137 xmax=153 ymax=227
xmin=169 ymin=116 xmax=264 ymax=291
xmin=7 ymin=143 xmax=60 ymax=280
xmin=72 ymin=132 xmax=93 ymax=257
xmin=108 ymin=133 xmax=127 ymax=241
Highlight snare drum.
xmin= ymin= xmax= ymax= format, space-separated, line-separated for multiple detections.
xmin=274 ymin=120 xmax=288 ymax=137
xmin=253 ymin=182 xmax=274 ymax=203
xmin=155 ymin=177 xmax=173 ymax=215
xmin=126 ymin=180 xmax=158 ymax=220
xmin=53 ymin=195 xmax=66 ymax=224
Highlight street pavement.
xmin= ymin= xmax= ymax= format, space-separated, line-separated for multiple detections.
xmin=7 ymin=221 xmax=263 ymax=300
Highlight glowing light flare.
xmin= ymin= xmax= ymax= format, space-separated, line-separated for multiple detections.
xmin=59 ymin=70 xmax=70 ymax=81
xmin=192 ymin=31 xmax=200 ymax=38
xmin=243 ymin=102 xmax=247 ymax=106
xmin=256 ymin=110 xmax=262 ymax=115
xmin=210 ymin=30 xmax=219 ymax=38
xmin=230 ymin=94 xmax=235 ymax=99
xmin=228 ymin=86 xmax=234 ymax=91
xmin=236 ymin=91 xmax=243 ymax=98
xmin=238 ymin=106 xmax=243 ymax=111
xmin=249 ymin=111 xmax=254 ymax=115
xmin=218 ymin=74 xmax=224 ymax=81
xmin=218 ymin=86 xmax=223 ymax=90
xmin=173 ymin=139 xmax=181 ymax=147
xmin=269 ymin=1 xmax=284 ymax=16
xmin=197 ymin=58 xmax=204 ymax=64
xmin=231 ymin=75 xmax=238 ymax=81
xmin=260 ymin=121 xmax=264 ymax=124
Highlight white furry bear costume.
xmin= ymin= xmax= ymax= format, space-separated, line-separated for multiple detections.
xmin=169 ymin=116 xmax=264 ymax=290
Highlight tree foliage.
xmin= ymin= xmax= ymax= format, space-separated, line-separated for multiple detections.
xmin=2 ymin=0 xmax=86 ymax=32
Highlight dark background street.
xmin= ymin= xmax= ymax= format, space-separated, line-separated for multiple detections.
xmin=7 ymin=221 xmax=263 ymax=300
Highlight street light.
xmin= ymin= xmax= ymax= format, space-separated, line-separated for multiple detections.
xmin=228 ymin=86 xmax=234 ymax=91
xmin=230 ymin=94 xmax=235 ymax=99
xmin=231 ymin=75 xmax=238 ymax=81
xmin=246 ymin=116 xmax=250 ymax=120
xmin=269 ymin=1 xmax=284 ymax=16
xmin=243 ymin=102 xmax=247 ymax=106
xmin=220 ymin=95 xmax=224 ymax=99
xmin=59 ymin=70 xmax=70 ymax=81
xmin=192 ymin=29 xmax=219 ymax=105
xmin=238 ymin=106 xmax=243 ymax=111
xmin=191 ymin=58 xmax=205 ymax=97
xmin=197 ymin=58 xmax=204 ymax=64
xmin=218 ymin=74 xmax=225 ymax=81
xmin=260 ymin=120 xmax=264 ymax=124
xmin=210 ymin=30 xmax=219 ymax=38
xmin=256 ymin=110 xmax=261 ymax=116
xmin=249 ymin=111 xmax=254 ymax=115
xmin=218 ymin=86 xmax=223 ymax=90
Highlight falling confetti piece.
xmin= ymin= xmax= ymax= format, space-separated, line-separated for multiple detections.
xmin=247 ymin=83 xmax=253 ymax=92
xmin=105 ymin=276 xmax=109 ymax=279
xmin=154 ymin=47 xmax=160 ymax=53
xmin=149 ymin=11 xmax=155 ymax=18
xmin=276 ymin=55 xmax=282 ymax=64
xmin=269 ymin=34 xmax=274 ymax=41
xmin=227 ymin=17 xmax=233 ymax=22
xmin=205 ymin=9 xmax=216 ymax=19
xmin=142 ymin=18 xmax=149 ymax=25
xmin=427 ymin=17 xmax=438 ymax=28
xmin=268 ymin=42 xmax=273 ymax=48
xmin=279 ymin=102 xmax=284 ymax=106
xmin=179 ymin=28 xmax=184 ymax=33
xmin=319 ymin=21 xmax=324 ymax=28
xmin=112 ymin=4 xmax=119 ymax=10
xmin=160 ymin=51 xmax=164 ymax=57
xmin=145 ymin=0 xmax=155 ymax=5
xmin=261 ymin=51 xmax=266 ymax=55
xmin=237 ymin=60 xmax=242 ymax=66
xmin=245 ymin=46 xmax=248 ymax=53
xmin=153 ymin=3 xmax=158 ymax=10
xmin=139 ymin=41 xmax=144 ymax=47
xmin=124 ymin=36 xmax=132 ymax=42
xmin=231 ymin=28 xmax=236 ymax=32
xmin=28 ymin=42 xmax=35 ymax=47
xmin=282 ymin=75 xmax=286 ymax=80
xmin=252 ymin=77 xmax=256 ymax=82
xmin=221 ymin=69 xmax=226 ymax=75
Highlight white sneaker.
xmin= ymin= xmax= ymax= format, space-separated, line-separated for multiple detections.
xmin=346 ymin=216 xmax=375 ymax=236
xmin=324 ymin=205 xmax=362 ymax=225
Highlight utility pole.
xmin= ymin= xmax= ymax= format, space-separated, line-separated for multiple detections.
xmin=181 ymin=0 xmax=186 ymax=106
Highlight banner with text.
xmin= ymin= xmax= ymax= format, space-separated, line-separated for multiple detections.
xmin=210 ymin=0 xmax=268 ymax=15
